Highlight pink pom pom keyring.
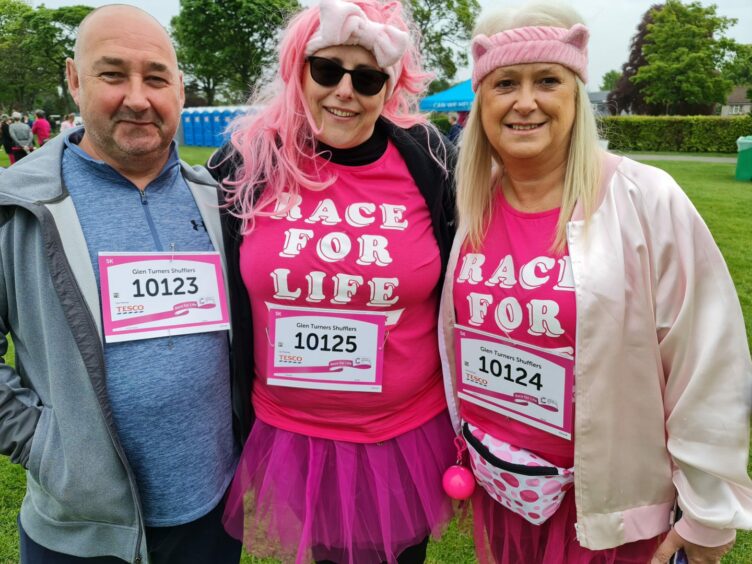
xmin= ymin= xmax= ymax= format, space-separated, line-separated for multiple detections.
xmin=442 ymin=436 xmax=476 ymax=500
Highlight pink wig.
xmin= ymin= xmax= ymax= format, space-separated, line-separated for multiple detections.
xmin=218 ymin=0 xmax=433 ymax=233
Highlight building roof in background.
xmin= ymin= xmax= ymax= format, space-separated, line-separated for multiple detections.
xmin=727 ymin=86 xmax=751 ymax=105
xmin=588 ymin=91 xmax=609 ymax=103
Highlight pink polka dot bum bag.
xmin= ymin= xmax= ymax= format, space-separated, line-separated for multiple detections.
xmin=462 ymin=422 xmax=574 ymax=525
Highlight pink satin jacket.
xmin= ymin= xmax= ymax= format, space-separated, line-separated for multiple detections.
xmin=440 ymin=153 xmax=752 ymax=549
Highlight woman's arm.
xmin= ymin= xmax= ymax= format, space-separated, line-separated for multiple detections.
xmin=649 ymin=171 xmax=752 ymax=556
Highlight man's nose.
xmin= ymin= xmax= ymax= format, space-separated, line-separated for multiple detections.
xmin=123 ymin=78 xmax=151 ymax=113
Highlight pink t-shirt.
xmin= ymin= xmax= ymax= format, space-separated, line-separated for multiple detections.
xmin=240 ymin=142 xmax=447 ymax=442
xmin=31 ymin=118 xmax=51 ymax=144
xmin=453 ymin=191 xmax=576 ymax=467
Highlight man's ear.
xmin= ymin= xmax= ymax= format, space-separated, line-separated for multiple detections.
xmin=66 ymin=58 xmax=81 ymax=105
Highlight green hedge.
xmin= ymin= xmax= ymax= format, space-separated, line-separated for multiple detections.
xmin=429 ymin=113 xmax=451 ymax=135
xmin=599 ymin=115 xmax=752 ymax=153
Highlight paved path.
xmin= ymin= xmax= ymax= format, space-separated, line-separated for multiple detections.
xmin=624 ymin=154 xmax=736 ymax=164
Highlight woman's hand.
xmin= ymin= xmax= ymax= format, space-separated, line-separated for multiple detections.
xmin=650 ymin=528 xmax=734 ymax=564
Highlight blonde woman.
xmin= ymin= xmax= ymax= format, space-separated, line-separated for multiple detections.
xmin=59 ymin=113 xmax=76 ymax=133
xmin=440 ymin=2 xmax=752 ymax=563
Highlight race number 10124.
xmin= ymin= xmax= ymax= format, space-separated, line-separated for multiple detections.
xmin=478 ymin=356 xmax=543 ymax=391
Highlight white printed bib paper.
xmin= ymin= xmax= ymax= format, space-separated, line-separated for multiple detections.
xmin=98 ymin=252 xmax=229 ymax=343
xmin=455 ymin=324 xmax=574 ymax=440
xmin=267 ymin=304 xmax=386 ymax=392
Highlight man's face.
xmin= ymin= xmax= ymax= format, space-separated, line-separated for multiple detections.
xmin=66 ymin=8 xmax=184 ymax=167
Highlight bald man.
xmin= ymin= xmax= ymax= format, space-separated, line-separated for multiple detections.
xmin=0 ymin=5 xmax=242 ymax=563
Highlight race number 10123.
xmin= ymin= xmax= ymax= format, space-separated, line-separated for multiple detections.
xmin=132 ymin=277 xmax=199 ymax=298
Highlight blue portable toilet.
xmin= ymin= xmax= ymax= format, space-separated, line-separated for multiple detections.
xmin=179 ymin=106 xmax=262 ymax=146
xmin=188 ymin=111 xmax=201 ymax=146
xmin=192 ymin=112 xmax=203 ymax=145
xmin=210 ymin=109 xmax=224 ymax=147
xmin=200 ymin=110 xmax=213 ymax=147
xmin=191 ymin=110 xmax=202 ymax=146
xmin=181 ymin=109 xmax=195 ymax=146
xmin=195 ymin=110 xmax=205 ymax=146
xmin=219 ymin=108 xmax=234 ymax=145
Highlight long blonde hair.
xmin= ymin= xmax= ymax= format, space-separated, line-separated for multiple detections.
xmin=457 ymin=2 xmax=601 ymax=252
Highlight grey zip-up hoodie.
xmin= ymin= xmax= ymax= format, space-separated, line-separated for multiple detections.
xmin=0 ymin=132 xmax=229 ymax=563
xmin=9 ymin=121 xmax=33 ymax=148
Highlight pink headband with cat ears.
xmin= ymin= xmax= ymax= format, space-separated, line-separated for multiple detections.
xmin=471 ymin=24 xmax=590 ymax=91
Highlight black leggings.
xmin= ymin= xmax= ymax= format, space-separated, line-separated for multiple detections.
xmin=18 ymin=500 xmax=240 ymax=564
xmin=315 ymin=536 xmax=429 ymax=564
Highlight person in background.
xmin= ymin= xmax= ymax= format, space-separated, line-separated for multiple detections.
xmin=209 ymin=0 xmax=457 ymax=562
xmin=440 ymin=2 xmax=752 ymax=563
xmin=447 ymin=113 xmax=462 ymax=144
xmin=59 ymin=112 xmax=77 ymax=133
xmin=1 ymin=114 xmax=15 ymax=165
xmin=0 ymin=5 xmax=242 ymax=563
xmin=31 ymin=110 xmax=51 ymax=146
xmin=8 ymin=111 xmax=33 ymax=162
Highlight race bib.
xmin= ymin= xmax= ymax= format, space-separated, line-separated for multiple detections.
xmin=98 ymin=252 xmax=229 ymax=343
xmin=455 ymin=325 xmax=574 ymax=440
xmin=267 ymin=304 xmax=386 ymax=392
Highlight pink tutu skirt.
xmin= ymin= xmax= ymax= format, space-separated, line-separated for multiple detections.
xmin=472 ymin=486 xmax=663 ymax=563
xmin=223 ymin=412 xmax=456 ymax=563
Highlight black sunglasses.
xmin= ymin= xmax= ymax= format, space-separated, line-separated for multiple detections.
xmin=306 ymin=56 xmax=389 ymax=96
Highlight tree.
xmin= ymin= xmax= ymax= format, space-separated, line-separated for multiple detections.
xmin=599 ymin=70 xmax=621 ymax=93
xmin=21 ymin=6 xmax=93 ymax=112
xmin=427 ymin=78 xmax=451 ymax=95
xmin=723 ymin=43 xmax=752 ymax=99
xmin=0 ymin=1 xmax=91 ymax=113
xmin=631 ymin=0 xmax=736 ymax=115
xmin=409 ymin=0 xmax=480 ymax=81
xmin=171 ymin=0 xmax=300 ymax=105
xmin=607 ymin=3 xmax=665 ymax=115
xmin=0 ymin=0 xmax=36 ymax=111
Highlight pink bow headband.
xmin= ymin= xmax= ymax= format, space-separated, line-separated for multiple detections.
xmin=305 ymin=0 xmax=409 ymax=98
xmin=471 ymin=24 xmax=590 ymax=91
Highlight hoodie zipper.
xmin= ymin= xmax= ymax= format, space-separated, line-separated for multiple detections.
xmin=139 ymin=189 xmax=164 ymax=251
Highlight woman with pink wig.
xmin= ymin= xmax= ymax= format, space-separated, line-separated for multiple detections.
xmin=208 ymin=0 xmax=457 ymax=562
xmin=440 ymin=2 xmax=752 ymax=563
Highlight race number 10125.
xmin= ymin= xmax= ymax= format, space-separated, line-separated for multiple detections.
xmin=294 ymin=332 xmax=357 ymax=353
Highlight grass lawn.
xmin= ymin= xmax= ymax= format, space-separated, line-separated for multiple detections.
xmin=179 ymin=145 xmax=218 ymax=167
xmin=0 ymin=147 xmax=750 ymax=562
xmin=624 ymin=151 xmax=737 ymax=159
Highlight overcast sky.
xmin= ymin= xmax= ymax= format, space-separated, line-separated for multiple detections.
xmin=35 ymin=0 xmax=752 ymax=91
